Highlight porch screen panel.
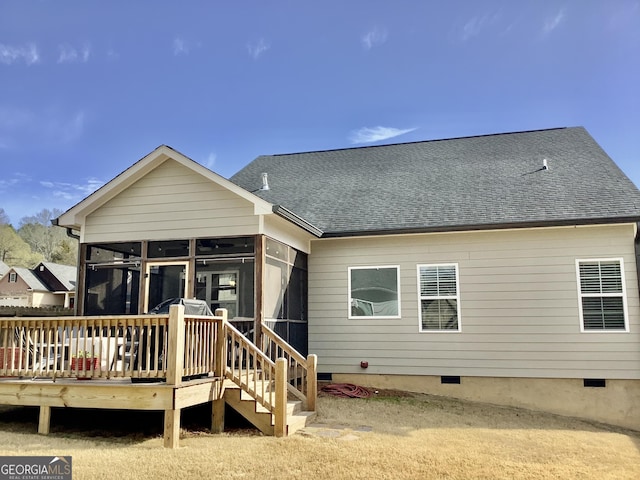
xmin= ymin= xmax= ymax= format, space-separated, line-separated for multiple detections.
xmin=84 ymin=242 xmax=142 ymax=315
xmin=85 ymin=266 xmax=140 ymax=315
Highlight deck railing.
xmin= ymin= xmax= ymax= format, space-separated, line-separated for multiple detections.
xmin=0 ymin=306 xmax=317 ymax=437
xmin=261 ymin=323 xmax=317 ymax=411
xmin=0 ymin=308 xmax=225 ymax=383
xmin=225 ymin=321 xmax=278 ymax=411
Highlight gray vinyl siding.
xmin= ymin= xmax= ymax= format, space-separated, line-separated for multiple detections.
xmin=308 ymin=224 xmax=640 ymax=379
xmin=84 ymin=159 xmax=260 ymax=242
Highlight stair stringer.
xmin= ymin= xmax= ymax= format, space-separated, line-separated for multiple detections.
xmin=222 ymin=380 xmax=316 ymax=436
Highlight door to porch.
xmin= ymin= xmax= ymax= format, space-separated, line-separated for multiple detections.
xmin=144 ymin=261 xmax=189 ymax=313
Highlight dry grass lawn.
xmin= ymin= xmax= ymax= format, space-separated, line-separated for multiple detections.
xmin=0 ymin=390 xmax=638 ymax=480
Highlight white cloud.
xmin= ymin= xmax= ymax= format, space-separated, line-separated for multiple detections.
xmin=203 ymin=152 xmax=216 ymax=170
xmin=40 ymin=177 xmax=104 ymax=200
xmin=247 ymin=38 xmax=270 ymax=59
xmin=0 ymin=172 xmax=31 ymax=193
xmin=459 ymin=12 xmax=503 ymax=41
xmin=542 ymin=9 xmax=566 ymax=35
xmin=349 ymin=126 xmax=417 ymax=144
xmin=57 ymin=43 xmax=91 ymax=63
xmin=362 ymin=27 xmax=388 ymax=50
xmin=0 ymin=177 xmax=21 ymax=189
xmin=173 ymin=36 xmax=189 ymax=56
xmin=0 ymin=43 xmax=39 ymax=65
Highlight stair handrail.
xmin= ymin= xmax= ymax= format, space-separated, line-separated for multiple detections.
xmin=260 ymin=323 xmax=317 ymax=411
xmin=223 ymin=319 xmax=279 ymax=414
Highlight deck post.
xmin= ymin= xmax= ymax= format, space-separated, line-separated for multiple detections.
xmin=166 ymin=304 xmax=185 ymax=387
xmin=306 ymin=354 xmax=318 ymax=412
xmin=163 ymin=409 xmax=181 ymax=449
xmin=214 ymin=308 xmax=228 ymax=379
xmin=274 ymin=357 xmax=287 ymax=437
xmin=38 ymin=406 xmax=51 ymax=435
xmin=212 ymin=398 xmax=225 ymax=434
xmin=164 ymin=304 xmax=185 ymax=448
xmin=212 ymin=308 xmax=227 ymax=433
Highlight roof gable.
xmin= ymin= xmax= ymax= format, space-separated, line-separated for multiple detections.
xmin=36 ymin=262 xmax=77 ymax=291
xmin=56 ymin=145 xmax=273 ymax=229
xmin=231 ymin=127 xmax=640 ymax=236
xmin=8 ymin=267 xmax=49 ymax=291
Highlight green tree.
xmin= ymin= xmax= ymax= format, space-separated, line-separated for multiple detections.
xmin=51 ymin=239 xmax=78 ymax=266
xmin=0 ymin=224 xmax=42 ymax=267
xmin=18 ymin=208 xmax=78 ymax=266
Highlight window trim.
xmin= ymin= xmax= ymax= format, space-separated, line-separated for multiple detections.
xmin=417 ymin=263 xmax=461 ymax=333
xmin=8 ymin=272 xmax=17 ymax=283
xmin=576 ymin=258 xmax=629 ymax=333
xmin=348 ymin=265 xmax=401 ymax=319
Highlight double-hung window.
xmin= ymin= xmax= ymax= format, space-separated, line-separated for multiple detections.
xmin=349 ymin=266 xmax=400 ymax=318
xmin=576 ymin=259 xmax=628 ymax=332
xmin=8 ymin=272 xmax=17 ymax=283
xmin=418 ymin=264 xmax=460 ymax=332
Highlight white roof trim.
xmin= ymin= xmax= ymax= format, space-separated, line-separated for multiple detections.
xmin=56 ymin=145 xmax=274 ymax=228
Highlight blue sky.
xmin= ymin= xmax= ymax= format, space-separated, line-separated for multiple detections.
xmin=1 ymin=1 xmax=639 ymax=225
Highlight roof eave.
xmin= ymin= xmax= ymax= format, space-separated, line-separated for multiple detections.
xmin=272 ymin=205 xmax=324 ymax=237
xmin=319 ymin=216 xmax=640 ymax=238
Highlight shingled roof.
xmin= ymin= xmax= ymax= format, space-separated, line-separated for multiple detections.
xmin=230 ymin=127 xmax=640 ymax=237
xmin=10 ymin=267 xmax=49 ymax=291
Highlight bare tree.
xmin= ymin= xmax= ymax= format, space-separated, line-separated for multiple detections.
xmin=0 ymin=208 xmax=10 ymax=225
xmin=19 ymin=208 xmax=63 ymax=227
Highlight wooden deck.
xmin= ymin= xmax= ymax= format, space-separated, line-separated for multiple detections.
xmin=0 ymin=306 xmax=317 ymax=447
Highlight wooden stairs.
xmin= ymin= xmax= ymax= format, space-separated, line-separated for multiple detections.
xmin=223 ymin=379 xmax=316 ymax=436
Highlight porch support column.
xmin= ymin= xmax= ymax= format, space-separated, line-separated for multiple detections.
xmin=77 ymin=243 xmax=87 ymax=315
xmin=254 ymin=235 xmax=265 ymax=347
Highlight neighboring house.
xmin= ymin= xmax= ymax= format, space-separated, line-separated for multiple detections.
xmin=0 ymin=262 xmax=76 ymax=308
xmin=0 ymin=260 xmax=9 ymax=279
xmin=55 ymin=126 xmax=640 ymax=430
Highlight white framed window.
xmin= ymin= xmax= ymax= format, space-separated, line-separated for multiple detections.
xmin=348 ymin=266 xmax=400 ymax=319
xmin=8 ymin=272 xmax=17 ymax=283
xmin=576 ymin=258 xmax=628 ymax=332
xmin=417 ymin=264 xmax=460 ymax=332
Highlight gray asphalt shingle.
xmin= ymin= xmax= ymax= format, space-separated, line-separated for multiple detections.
xmin=230 ymin=127 xmax=640 ymax=236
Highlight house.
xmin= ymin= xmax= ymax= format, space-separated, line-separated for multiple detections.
xmin=0 ymin=262 xmax=76 ymax=308
xmin=0 ymin=261 xmax=8 ymax=279
xmin=55 ymin=126 xmax=640 ymax=430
